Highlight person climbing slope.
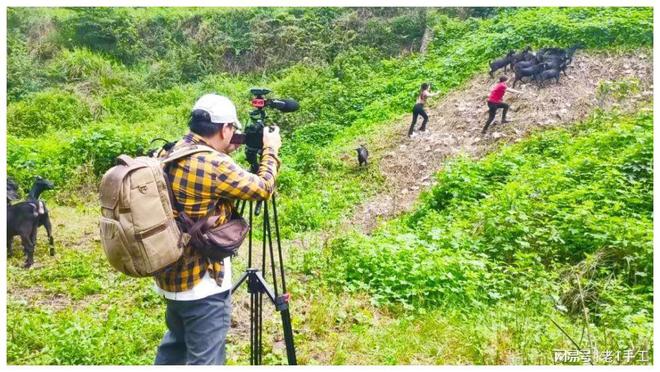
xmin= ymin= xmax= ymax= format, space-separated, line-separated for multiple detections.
xmin=482 ymin=76 xmax=522 ymax=134
xmin=408 ymin=82 xmax=440 ymax=138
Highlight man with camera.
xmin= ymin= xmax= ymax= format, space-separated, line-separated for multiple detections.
xmin=154 ymin=93 xmax=282 ymax=365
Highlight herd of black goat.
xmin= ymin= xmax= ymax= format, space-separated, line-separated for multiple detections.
xmin=7 ymin=176 xmax=55 ymax=268
xmin=489 ymin=44 xmax=581 ymax=87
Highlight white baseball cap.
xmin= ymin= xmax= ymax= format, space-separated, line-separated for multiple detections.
xmin=192 ymin=93 xmax=243 ymax=130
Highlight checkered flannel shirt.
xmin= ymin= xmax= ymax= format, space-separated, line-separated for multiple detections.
xmin=154 ymin=132 xmax=280 ymax=292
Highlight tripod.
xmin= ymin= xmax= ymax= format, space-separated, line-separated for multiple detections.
xmin=232 ymin=190 xmax=297 ymax=365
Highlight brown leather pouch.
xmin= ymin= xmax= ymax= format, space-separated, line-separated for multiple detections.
xmin=186 ymin=212 xmax=249 ymax=261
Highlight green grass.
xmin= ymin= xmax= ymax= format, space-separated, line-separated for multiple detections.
xmin=8 ymin=107 xmax=652 ymax=365
xmin=6 ymin=6 xmax=654 ymax=365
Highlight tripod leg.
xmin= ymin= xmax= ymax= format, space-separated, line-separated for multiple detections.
xmin=280 ymin=308 xmax=297 ymax=365
xmin=250 ymin=290 xmax=256 ymax=365
xmin=257 ymin=293 xmax=263 ymax=365
xmin=248 ymin=201 xmax=253 ymax=268
xmin=264 ymin=202 xmax=279 ymax=298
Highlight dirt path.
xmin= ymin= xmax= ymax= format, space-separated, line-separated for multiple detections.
xmin=347 ymin=52 xmax=652 ymax=233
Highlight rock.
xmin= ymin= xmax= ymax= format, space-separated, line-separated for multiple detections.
xmin=492 ymin=132 xmax=504 ymax=139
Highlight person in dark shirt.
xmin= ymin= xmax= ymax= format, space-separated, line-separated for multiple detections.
xmin=408 ymin=82 xmax=440 ymax=138
xmin=482 ymin=76 xmax=522 ymax=134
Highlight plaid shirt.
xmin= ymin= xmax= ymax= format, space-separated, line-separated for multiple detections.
xmin=154 ymin=132 xmax=280 ymax=292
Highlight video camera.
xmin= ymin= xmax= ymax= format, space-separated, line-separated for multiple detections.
xmin=232 ymin=88 xmax=299 ymax=172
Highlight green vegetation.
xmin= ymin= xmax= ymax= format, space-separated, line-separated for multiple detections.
xmin=6 ymin=6 xmax=653 ymax=365
xmin=324 ymin=107 xmax=652 ymax=318
xmin=8 ymin=7 xmax=652 ymax=236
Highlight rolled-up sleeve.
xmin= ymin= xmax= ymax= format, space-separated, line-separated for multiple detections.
xmin=213 ymin=147 xmax=281 ymax=201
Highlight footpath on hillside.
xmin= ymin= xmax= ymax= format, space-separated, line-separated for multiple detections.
xmin=346 ymin=52 xmax=653 ymax=233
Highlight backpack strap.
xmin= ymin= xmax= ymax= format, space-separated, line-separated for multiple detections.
xmin=161 ymin=144 xmax=217 ymax=164
xmin=161 ymin=144 xmax=219 ymax=221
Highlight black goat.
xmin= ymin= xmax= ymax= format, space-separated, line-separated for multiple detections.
xmin=356 ymin=145 xmax=369 ymax=167
xmin=7 ymin=202 xmax=40 ymax=268
xmin=536 ymin=68 xmax=561 ymax=87
xmin=147 ymin=138 xmax=177 ymax=157
xmin=7 ymin=176 xmax=55 ymax=268
xmin=28 ymin=176 xmax=55 ymax=253
xmin=489 ymin=51 xmax=514 ymax=78
xmin=543 ymin=56 xmax=569 ymax=76
xmin=566 ymin=44 xmax=581 ymax=64
xmin=509 ymin=46 xmax=532 ymax=70
xmin=539 ymin=44 xmax=581 ymax=64
xmin=513 ymin=55 xmax=540 ymax=71
xmin=7 ymin=178 xmax=19 ymax=204
xmin=513 ymin=63 xmax=544 ymax=88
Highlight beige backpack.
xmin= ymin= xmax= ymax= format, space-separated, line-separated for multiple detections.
xmin=98 ymin=145 xmax=214 ymax=277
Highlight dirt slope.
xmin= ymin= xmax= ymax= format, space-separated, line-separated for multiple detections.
xmin=347 ymin=52 xmax=653 ymax=233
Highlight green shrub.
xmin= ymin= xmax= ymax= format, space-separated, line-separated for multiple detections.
xmin=7 ymin=89 xmax=92 ymax=137
xmin=48 ymin=48 xmax=117 ymax=83
xmin=63 ymin=124 xmax=150 ymax=176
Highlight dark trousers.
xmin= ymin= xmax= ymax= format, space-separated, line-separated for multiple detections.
xmin=155 ymin=290 xmax=232 ymax=365
xmin=408 ymin=103 xmax=429 ymax=136
xmin=482 ymin=101 xmax=509 ymax=133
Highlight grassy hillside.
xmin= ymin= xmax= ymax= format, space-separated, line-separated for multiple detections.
xmin=8 ymin=107 xmax=652 ymax=365
xmin=7 ymin=7 xmax=653 ymax=237
xmin=6 ymin=6 xmax=653 ymax=365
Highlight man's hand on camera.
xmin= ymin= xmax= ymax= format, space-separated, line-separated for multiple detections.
xmin=263 ymin=125 xmax=282 ymax=153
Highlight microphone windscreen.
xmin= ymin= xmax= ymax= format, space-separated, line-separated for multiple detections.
xmin=270 ymin=99 xmax=299 ymax=112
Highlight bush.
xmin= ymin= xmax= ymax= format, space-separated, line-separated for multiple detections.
xmin=63 ymin=124 xmax=150 ymax=176
xmin=7 ymin=89 xmax=92 ymax=137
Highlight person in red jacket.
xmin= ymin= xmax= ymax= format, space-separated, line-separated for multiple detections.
xmin=482 ymin=76 xmax=522 ymax=134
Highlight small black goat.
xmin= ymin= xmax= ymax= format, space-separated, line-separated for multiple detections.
xmin=7 ymin=202 xmax=40 ymax=268
xmin=7 ymin=176 xmax=55 ymax=268
xmin=536 ymin=68 xmax=561 ymax=87
xmin=509 ymin=46 xmax=532 ymax=70
xmin=512 ymin=63 xmax=544 ymax=88
xmin=356 ymin=145 xmax=369 ymax=167
xmin=29 ymin=177 xmax=55 ymax=251
xmin=566 ymin=44 xmax=581 ymax=64
xmin=542 ymin=56 xmax=569 ymax=77
xmin=489 ymin=51 xmax=514 ymax=78
xmin=513 ymin=55 xmax=540 ymax=71
xmin=539 ymin=44 xmax=580 ymax=64
xmin=147 ymin=138 xmax=177 ymax=157
xmin=7 ymin=177 xmax=19 ymax=204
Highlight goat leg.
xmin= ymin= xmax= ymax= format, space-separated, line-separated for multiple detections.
xmin=44 ymin=214 xmax=55 ymax=256
xmin=21 ymin=236 xmax=34 ymax=269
